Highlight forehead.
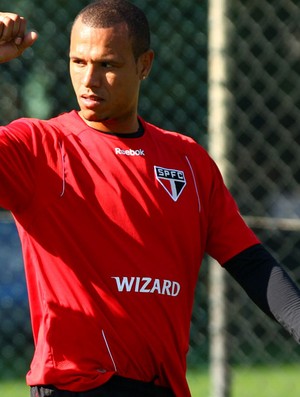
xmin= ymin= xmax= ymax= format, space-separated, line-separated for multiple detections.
xmin=70 ymin=20 xmax=132 ymax=56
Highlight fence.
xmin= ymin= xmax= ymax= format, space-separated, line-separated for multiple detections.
xmin=208 ymin=1 xmax=300 ymax=396
xmin=1 ymin=0 xmax=300 ymax=396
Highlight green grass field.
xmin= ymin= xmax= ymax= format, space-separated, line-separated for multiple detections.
xmin=187 ymin=364 xmax=300 ymax=396
xmin=1 ymin=364 xmax=300 ymax=396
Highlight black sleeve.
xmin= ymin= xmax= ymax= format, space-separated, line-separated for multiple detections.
xmin=223 ymin=243 xmax=300 ymax=343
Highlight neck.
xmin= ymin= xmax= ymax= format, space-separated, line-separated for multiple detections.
xmin=79 ymin=112 xmax=140 ymax=134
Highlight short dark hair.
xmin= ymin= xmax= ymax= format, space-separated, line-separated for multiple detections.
xmin=73 ymin=0 xmax=151 ymax=60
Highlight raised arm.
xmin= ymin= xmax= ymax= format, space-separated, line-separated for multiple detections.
xmin=0 ymin=12 xmax=38 ymax=63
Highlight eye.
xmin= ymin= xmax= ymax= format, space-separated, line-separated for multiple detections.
xmin=101 ymin=61 xmax=113 ymax=68
xmin=71 ymin=58 xmax=85 ymax=66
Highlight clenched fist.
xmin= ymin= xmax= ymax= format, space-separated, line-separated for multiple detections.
xmin=0 ymin=13 xmax=38 ymax=63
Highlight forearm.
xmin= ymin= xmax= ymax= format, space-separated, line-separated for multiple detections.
xmin=224 ymin=244 xmax=300 ymax=342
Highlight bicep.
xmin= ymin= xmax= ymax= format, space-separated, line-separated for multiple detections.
xmin=0 ymin=126 xmax=35 ymax=212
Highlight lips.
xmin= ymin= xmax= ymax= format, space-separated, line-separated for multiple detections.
xmin=80 ymin=94 xmax=104 ymax=108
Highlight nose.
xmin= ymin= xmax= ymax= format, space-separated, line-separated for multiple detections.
xmin=82 ymin=64 xmax=100 ymax=88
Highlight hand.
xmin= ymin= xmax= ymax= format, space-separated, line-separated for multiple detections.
xmin=0 ymin=13 xmax=38 ymax=63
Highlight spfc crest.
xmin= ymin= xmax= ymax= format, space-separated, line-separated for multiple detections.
xmin=154 ymin=166 xmax=186 ymax=201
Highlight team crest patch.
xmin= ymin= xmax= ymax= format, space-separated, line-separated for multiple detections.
xmin=154 ymin=166 xmax=186 ymax=201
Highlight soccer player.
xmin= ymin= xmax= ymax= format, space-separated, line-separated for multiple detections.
xmin=0 ymin=1 xmax=300 ymax=396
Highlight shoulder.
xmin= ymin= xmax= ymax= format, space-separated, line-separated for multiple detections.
xmin=46 ymin=110 xmax=86 ymax=135
xmin=142 ymin=118 xmax=208 ymax=152
xmin=2 ymin=110 xmax=81 ymax=142
xmin=141 ymin=118 xmax=213 ymax=167
xmin=142 ymin=118 xmax=194 ymax=140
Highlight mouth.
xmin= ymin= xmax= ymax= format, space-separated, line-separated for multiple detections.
xmin=80 ymin=94 xmax=104 ymax=109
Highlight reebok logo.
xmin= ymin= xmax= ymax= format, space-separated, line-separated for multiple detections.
xmin=112 ymin=276 xmax=181 ymax=297
xmin=115 ymin=148 xmax=145 ymax=156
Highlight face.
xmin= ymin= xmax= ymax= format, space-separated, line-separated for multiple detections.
xmin=69 ymin=18 xmax=153 ymax=133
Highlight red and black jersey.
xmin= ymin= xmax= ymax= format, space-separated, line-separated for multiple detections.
xmin=0 ymin=111 xmax=259 ymax=396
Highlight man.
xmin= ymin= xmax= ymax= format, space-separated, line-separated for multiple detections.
xmin=0 ymin=1 xmax=300 ymax=396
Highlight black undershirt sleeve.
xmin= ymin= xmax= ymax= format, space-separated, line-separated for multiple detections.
xmin=223 ymin=243 xmax=300 ymax=343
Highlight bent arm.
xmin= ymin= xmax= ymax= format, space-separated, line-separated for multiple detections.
xmin=0 ymin=12 xmax=38 ymax=63
xmin=224 ymin=244 xmax=300 ymax=343
xmin=0 ymin=14 xmax=38 ymax=209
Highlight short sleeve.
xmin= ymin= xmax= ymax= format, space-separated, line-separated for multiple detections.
xmin=205 ymin=158 xmax=260 ymax=264
xmin=0 ymin=121 xmax=36 ymax=212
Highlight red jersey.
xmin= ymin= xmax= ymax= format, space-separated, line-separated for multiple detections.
xmin=0 ymin=111 xmax=259 ymax=396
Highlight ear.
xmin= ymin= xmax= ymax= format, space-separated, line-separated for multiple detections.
xmin=138 ymin=49 xmax=154 ymax=81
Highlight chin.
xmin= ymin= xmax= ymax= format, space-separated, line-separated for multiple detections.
xmin=80 ymin=110 xmax=105 ymax=122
